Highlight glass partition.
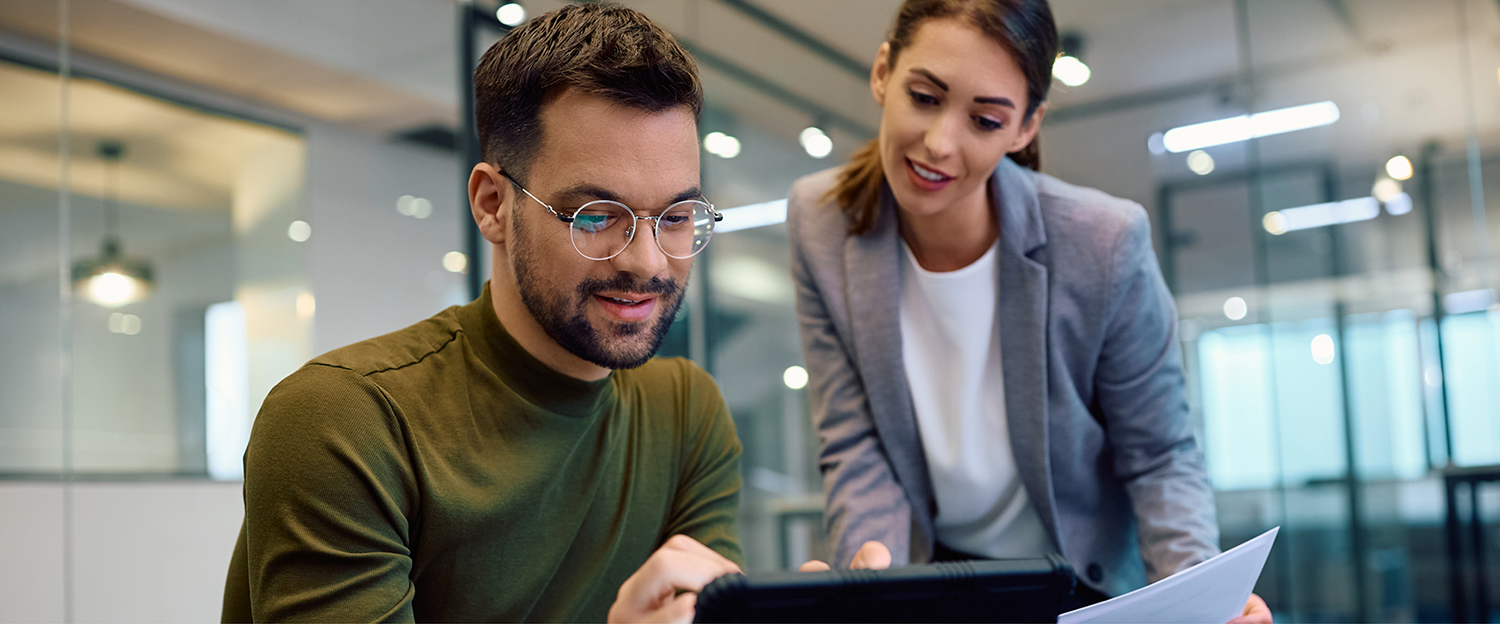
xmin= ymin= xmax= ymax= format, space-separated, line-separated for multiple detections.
xmin=0 ymin=57 xmax=310 ymax=479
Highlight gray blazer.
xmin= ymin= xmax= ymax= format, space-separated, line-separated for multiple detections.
xmin=787 ymin=158 xmax=1219 ymax=597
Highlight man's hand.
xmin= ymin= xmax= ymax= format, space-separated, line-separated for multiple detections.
xmin=1228 ymin=592 xmax=1271 ymax=623
xmin=798 ymin=540 xmax=892 ymax=572
xmin=607 ymin=535 xmax=741 ymax=624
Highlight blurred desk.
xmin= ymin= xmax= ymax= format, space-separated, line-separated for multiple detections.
xmin=1445 ymin=464 xmax=1500 ymax=623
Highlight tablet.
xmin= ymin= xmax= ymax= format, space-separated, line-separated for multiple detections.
xmin=693 ymin=554 xmax=1078 ymax=623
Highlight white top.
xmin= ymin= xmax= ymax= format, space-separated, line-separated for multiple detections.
xmin=898 ymin=239 xmax=1052 ymax=559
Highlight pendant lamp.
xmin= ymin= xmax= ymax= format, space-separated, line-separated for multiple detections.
xmin=73 ymin=140 xmax=154 ymax=308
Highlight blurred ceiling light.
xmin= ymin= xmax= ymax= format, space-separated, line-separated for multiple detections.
xmin=443 ymin=251 xmax=469 ymax=273
xmin=1147 ymin=132 xmax=1167 ymax=155
xmin=1263 ymin=197 xmax=1379 ymax=235
xmin=1443 ymin=289 xmax=1495 ymax=315
xmin=296 ymin=292 xmax=316 ymax=320
xmin=1053 ymin=55 xmax=1091 ymax=87
xmin=1262 ymin=212 xmax=1288 ymax=235
xmin=1385 ymin=155 xmax=1413 ymax=181
xmin=783 ymin=365 xmax=809 ymax=390
xmin=397 ymin=195 xmax=415 ymax=216
xmin=108 ymin=312 xmax=142 ymax=335
xmin=411 ymin=197 xmax=433 ymax=219
xmin=1223 ymin=296 xmax=1248 ymax=321
xmin=703 ymin=132 xmax=741 ymax=159
xmin=800 ymin=127 xmax=833 ymax=159
xmin=1371 ymin=178 xmax=1402 ymax=203
xmin=1161 ymin=101 xmax=1340 ymax=153
xmin=497 ymin=3 xmax=526 ymax=26
xmin=74 ymin=140 xmax=153 ymax=308
xmin=1383 ymin=192 xmax=1413 ymax=216
xmin=1186 ymin=150 xmax=1215 ymax=175
xmin=1310 ymin=334 xmax=1335 ymax=365
xmin=716 ymin=199 xmax=787 ymax=233
xmin=288 ymin=220 xmax=312 ymax=242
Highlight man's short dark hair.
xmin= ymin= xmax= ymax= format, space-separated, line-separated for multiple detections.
xmin=473 ymin=2 xmax=703 ymax=184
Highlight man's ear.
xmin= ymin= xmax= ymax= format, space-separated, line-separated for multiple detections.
xmin=469 ymin=162 xmax=511 ymax=246
xmin=1010 ymin=102 xmax=1047 ymax=153
xmin=870 ymin=42 xmax=893 ymax=108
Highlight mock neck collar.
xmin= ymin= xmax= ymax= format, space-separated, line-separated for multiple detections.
xmin=459 ymin=282 xmax=616 ymax=418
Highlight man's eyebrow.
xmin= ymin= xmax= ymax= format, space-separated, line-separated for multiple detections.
xmin=554 ymin=183 xmax=622 ymax=204
xmin=554 ymin=184 xmax=704 ymax=207
xmin=911 ymin=67 xmax=1016 ymax=109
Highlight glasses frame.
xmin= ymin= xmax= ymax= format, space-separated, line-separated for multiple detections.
xmin=500 ymin=171 xmax=723 ymax=261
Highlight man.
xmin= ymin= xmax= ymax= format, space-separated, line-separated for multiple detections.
xmin=221 ymin=4 xmax=742 ymax=622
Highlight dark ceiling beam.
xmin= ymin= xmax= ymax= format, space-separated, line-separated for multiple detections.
xmin=1045 ymin=79 xmax=1232 ymax=125
xmin=711 ymin=0 xmax=870 ymax=80
xmin=567 ymin=0 xmax=874 ymax=138
xmin=1320 ymin=0 xmax=1360 ymax=40
xmin=683 ymin=41 xmax=875 ymax=138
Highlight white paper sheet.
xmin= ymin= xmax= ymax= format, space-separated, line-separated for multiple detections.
xmin=1057 ymin=527 xmax=1279 ymax=624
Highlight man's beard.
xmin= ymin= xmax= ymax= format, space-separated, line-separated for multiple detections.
xmin=511 ymin=212 xmax=685 ymax=370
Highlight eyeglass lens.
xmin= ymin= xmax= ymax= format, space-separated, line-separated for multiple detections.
xmin=570 ymin=201 xmax=716 ymax=260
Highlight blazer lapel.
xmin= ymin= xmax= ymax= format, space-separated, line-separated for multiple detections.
xmin=992 ymin=159 xmax=1061 ymax=548
xmin=843 ymin=186 xmax=936 ymax=529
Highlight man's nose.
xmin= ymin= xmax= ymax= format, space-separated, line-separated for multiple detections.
xmin=609 ymin=219 xmax=668 ymax=280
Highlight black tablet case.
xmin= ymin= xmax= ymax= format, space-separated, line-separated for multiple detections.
xmin=694 ymin=554 xmax=1078 ymax=623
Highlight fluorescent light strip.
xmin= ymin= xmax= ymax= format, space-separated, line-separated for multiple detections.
xmin=1264 ymin=197 xmax=1378 ymax=234
xmin=1162 ymin=101 xmax=1341 ymax=153
xmin=716 ymin=199 xmax=787 ymax=233
xmin=1444 ymin=289 xmax=1496 ymax=315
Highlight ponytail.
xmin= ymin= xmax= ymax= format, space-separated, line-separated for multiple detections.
xmin=823 ymin=139 xmax=887 ymax=236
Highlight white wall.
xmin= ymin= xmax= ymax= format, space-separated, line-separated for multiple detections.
xmin=0 ymin=481 xmax=244 ymax=623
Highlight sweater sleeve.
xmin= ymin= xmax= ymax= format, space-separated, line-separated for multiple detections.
xmin=661 ymin=361 xmax=745 ymax=568
xmin=242 ymin=364 xmax=420 ymax=623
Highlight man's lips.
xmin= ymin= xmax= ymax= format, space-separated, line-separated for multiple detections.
xmin=593 ymin=292 xmax=659 ymax=322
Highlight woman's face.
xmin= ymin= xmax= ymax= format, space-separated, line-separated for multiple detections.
xmin=871 ymin=17 xmax=1044 ymax=219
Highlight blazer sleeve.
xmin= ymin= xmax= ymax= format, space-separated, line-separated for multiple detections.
xmin=787 ymin=180 xmax=916 ymax=568
xmin=1094 ymin=209 xmax=1220 ymax=582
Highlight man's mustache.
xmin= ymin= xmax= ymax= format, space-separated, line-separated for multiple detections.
xmin=576 ymin=274 xmax=681 ymax=300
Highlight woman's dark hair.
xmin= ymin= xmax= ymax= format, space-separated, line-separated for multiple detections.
xmin=828 ymin=0 xmax=1058 ymax=235
xmin=473 ymin=2 xmax=702 ymax=184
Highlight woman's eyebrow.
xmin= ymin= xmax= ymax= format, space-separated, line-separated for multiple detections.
xmin=910 ymin=67 xmax=1015 ymax=108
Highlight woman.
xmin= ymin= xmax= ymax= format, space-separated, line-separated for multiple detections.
xmin=787 ymin=0 xmax=1268 ymax=619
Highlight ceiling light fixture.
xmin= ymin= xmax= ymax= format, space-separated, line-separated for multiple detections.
xmin=703 ymin=131 xmax=741 ymax=159
xmin=1053 ymin=32 xmax=1090 ymax=87
xmin=497 ymin=3 xmax=526 ymax=27
xmin=800 ymin=126 xmax=833 ymax=159
xmin=1385 ymin=155 xmax=1413 ymax=181
xmin=1262 ymin=197 xmax=1379 ymax=235
xmin=1159 ymin=101 xmax=1341 ymax=153
xmin=73 ymin=140 xmax=154 ymax=308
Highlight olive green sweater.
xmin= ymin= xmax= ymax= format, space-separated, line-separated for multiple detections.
xmin=222 ymin=284 xmax=743 ymax=622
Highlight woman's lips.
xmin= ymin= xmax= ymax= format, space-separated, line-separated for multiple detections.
xmin=594 ymin=294 xmax=658 ymax=322
xmin=905 ymin=158 xmax=953 ymax=192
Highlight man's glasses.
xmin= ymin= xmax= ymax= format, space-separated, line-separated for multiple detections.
xmin=502 ymin=171 xmax=722 ymax=261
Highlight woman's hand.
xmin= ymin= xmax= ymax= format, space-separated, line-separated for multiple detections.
xmin=1228 ymin=592 xmax=1271 ymax=623
xmin=798 ymin=540 xmax=893 ymax=572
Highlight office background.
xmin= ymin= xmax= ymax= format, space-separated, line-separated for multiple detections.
xmin=0 ymin=0 xmax=1497 ymax=621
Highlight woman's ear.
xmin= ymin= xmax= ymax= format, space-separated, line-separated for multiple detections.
xmin=469 ymin=162 xmax=511 ymax=246
xmin=870 ymin=42 xmax=893 ymax=107
xmin=1010 ymin=102 xmax=1048 ymax=153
